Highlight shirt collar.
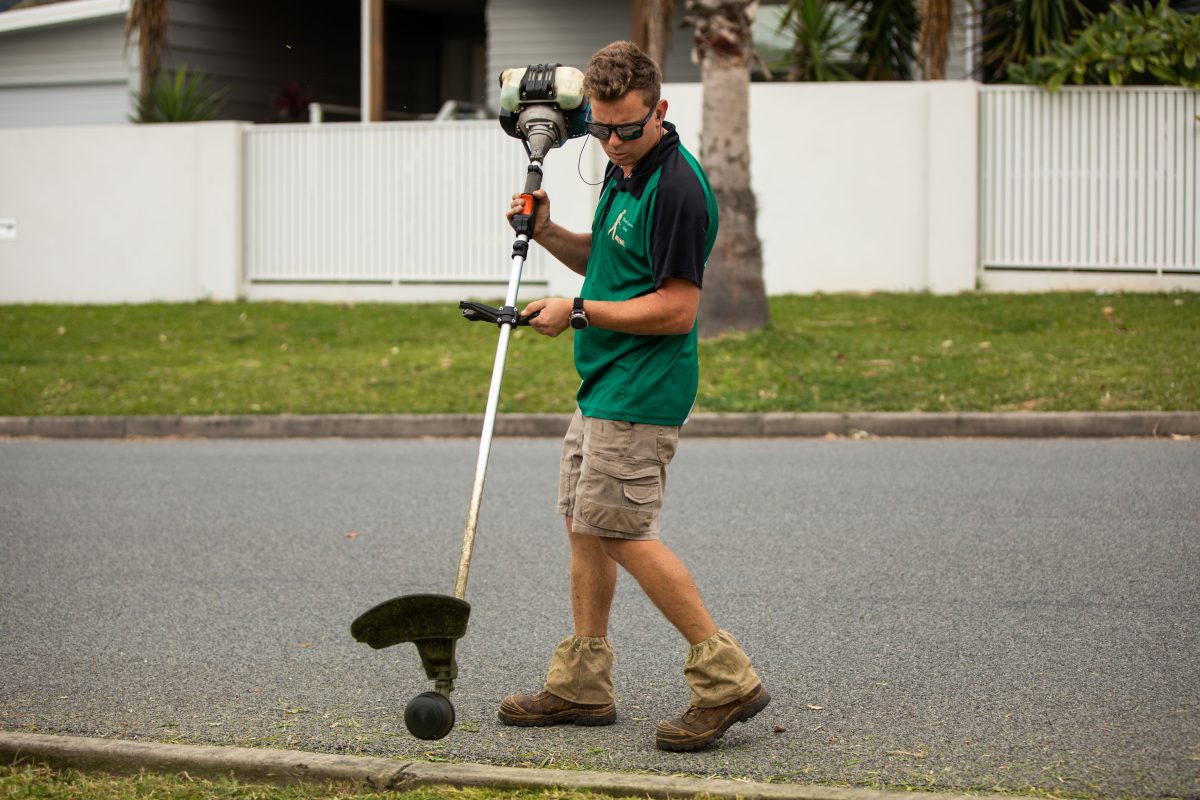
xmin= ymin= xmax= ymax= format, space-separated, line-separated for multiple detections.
xmin=605 ymin=120 xmax=681 ymax=199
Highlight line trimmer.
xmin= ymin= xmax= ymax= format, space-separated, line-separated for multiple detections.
xmin=350 ymin=64 xmax=589 ymax=741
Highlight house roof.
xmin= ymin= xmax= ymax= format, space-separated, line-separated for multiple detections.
xmin=0 ymin=0 xmax=128 ymax=35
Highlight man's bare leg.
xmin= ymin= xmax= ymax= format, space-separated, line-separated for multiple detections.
xmin=566 ymin=517 xmax=617 ymax=638
xmin=598 ymin=537 xmax=718 ymax=646
xmin=495 ymin=517 xmax=619 ymax=727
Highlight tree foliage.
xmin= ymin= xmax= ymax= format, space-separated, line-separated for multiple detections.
xmin=1007 ymin=0 xmax=1200 ymax=88
xmin=776 ymin=0 xmax=858 ymax=80
xmin=774 ymin=0 xmax=920 ymax=81
xmin=848 ymin=0 xmax=920 ymax=79
xmin=976 ymin=0 xmax=1095 ymax=82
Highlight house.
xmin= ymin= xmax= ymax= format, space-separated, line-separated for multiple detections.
xmin=0 ymin=0 xmax=490 ymax=125
xmin=0 ymin=0 xmax=134 ymax=126
xmin=0 ymin=0 xmax=978 ymax=128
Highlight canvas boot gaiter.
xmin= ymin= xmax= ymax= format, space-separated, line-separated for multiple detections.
xmin=683 ymin=629 xmax=761 ymax=708
xmin=543 ymin=635 xmax=614 ymax=705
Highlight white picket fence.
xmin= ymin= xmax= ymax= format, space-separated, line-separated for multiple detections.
xmin=243 ymin=121 xmax=549 ymax=284
xmin=980 ymin=86 xmax=1199 ymax=274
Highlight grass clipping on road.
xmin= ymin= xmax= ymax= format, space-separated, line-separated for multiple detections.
xmin=1 ymin=293 xmax=1196 ymax=416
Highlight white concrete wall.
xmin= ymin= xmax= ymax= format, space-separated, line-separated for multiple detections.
xmin=662 ymin=81 xmax=978 ymax=296
xmin=0 ymin=121 xmax=242 ymax=303
xmin=0 ymin=84 xmax=982 ymax=304
xmin=0 ymin=83 xmax=999 ymax=305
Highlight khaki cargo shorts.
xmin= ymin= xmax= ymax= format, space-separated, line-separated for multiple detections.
xmin=557 ymin=409 xmax=680 ymax=540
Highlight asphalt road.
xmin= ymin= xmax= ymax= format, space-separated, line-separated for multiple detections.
xmin=1 ymin=437 xmax=1197 ymax=798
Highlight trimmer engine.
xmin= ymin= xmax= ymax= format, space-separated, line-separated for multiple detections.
xmin=498 ymin=64 xmax=589 ymax=160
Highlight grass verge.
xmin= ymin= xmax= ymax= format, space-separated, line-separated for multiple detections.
xmin=0 ymin=764 xmax=639 ymax=800
xmin=0 ymin=762 xmax=1148 ymax=800
xmin=1 ymin=293 xmax=1195 ymax=416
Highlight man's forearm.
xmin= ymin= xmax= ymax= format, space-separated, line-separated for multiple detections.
xmin=535 ymin=222 xmax=591 ymax=276
xmin=584 ymin=291 xmax=696 ymax=336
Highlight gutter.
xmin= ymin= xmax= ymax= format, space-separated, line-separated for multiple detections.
xmin=0 ymin=0 xmax=129 ymax=35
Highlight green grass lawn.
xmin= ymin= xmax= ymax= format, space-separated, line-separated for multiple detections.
xmin=0 ymin=764 xmax=636 ymax=800
xmin=0 ymin=293 xmax=1195 ymax=416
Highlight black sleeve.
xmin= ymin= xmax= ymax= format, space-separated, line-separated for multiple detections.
xmin=648 ymin=159 xmax=709 ymax=289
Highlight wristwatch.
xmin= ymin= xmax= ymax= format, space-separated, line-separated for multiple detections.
xmin=568 ymin=297 xmax=589 ymax=330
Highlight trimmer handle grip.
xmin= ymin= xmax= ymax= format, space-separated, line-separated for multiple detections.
xmin=510 ymin=192 xmax=536 ymax=238
xmin=459 ymin=301 xmax=540 ymax=327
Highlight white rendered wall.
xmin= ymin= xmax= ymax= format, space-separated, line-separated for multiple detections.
xmin=0 ymin=121 xmax=242 ymax=303
xmin=2 ymin=82 xmax=1189 ymax=304
xmin=0 ymin=83 xmax=983 ymax=304
xmin=662 ymin=81 xmax=978 ymax=296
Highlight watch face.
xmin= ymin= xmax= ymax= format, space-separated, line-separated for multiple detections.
xmin=569 ymin=313 xmax=588 ymax=330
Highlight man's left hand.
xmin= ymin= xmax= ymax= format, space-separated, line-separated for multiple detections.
xmin=522 ymin=297 xmax=571 ymax=337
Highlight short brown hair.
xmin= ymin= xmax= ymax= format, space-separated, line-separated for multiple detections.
xmin=583 ymin=41 xmax=661 ymax=109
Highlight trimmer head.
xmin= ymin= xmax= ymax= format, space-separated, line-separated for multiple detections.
xmin=351 ymin=594 xmax=470 ymax=740
xmin=351 ymin=593 xmax=470 ymax=691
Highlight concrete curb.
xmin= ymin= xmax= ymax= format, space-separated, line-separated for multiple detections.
xmin=0 ymin=731 xmax=1015 ymax=800
xmin=0 ymin=412 xmax=1198 ymax=440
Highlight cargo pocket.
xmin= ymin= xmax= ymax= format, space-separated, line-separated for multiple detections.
xmin=575 ymin=455 xmax=663 ymax=536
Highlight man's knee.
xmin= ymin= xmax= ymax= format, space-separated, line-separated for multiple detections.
xmin=598 ymin=535 xmax=642 ymax=565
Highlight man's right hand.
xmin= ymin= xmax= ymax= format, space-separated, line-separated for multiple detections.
xmin=507 ymin=188 xmax=551 ymax=240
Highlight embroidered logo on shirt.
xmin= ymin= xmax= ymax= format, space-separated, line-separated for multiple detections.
xmin=607 ymin=209 xmax=633 ymax=247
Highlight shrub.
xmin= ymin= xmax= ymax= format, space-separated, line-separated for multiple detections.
xmin=1007 ymin=0 xmax=1200 ymax=89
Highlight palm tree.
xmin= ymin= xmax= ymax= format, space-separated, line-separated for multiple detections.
xmin=846 ymin=0 xmax=919 ymax=79
xmin=642 ymin=0 xmax=678 ymax=74
xmin=684 ymin=0 xmax=770 ymax=338
xmin=918 ymin=0 xmax=954 ymax=78
xmin=126 ymin=0 xmax=170 ymax=121
xmin=976 ymin=0 xmax=1091 ymax=82
xmin=778 ymin=0 xmax=858 ymax=81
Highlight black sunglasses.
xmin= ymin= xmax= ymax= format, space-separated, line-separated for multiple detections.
xmin=586 ymin=106 xmax=655 ymax=142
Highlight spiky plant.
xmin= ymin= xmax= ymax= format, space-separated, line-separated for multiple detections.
xmin=976 ymin=0 xmax=1092 ymax=82
xmin=777 ymin=0 xmax=858 ymax=80
xmin=846 ymin=0 xmax=920 ymax=80
xmin=133 ymin=65 xmax=227 ymax=123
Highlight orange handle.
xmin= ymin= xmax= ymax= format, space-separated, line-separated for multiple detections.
xmin=518 ymin=194 xmax=535 ymax=215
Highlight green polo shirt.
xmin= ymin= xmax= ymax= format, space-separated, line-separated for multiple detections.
xmin=574 ymin=121 xmax=718 ymax=426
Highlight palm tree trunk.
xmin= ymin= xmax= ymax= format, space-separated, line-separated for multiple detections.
xmin=919 ymin=0 xmax=953 ymax=79
xmin=685 ymin=0 xmax=769 ymax=338
xmin=644 ymin=0 xmax=677 ymax=75
xmin=126 ymin=0 xmax=170 ymax=117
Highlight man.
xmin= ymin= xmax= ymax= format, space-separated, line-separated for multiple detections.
xmin=498 ymin=41 xmax=769 ymax=752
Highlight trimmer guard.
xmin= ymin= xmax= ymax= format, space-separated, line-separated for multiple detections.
xmin=351 ymin=594 xmax=471 ymax=690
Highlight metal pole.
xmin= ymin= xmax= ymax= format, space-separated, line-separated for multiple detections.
xmin=360 ymin=0 xmax=370 ymax=124
xmin=454 ymin=154 xmax=545 ymax=600
xmin=454 ymin=243 xmax=528 ymax=600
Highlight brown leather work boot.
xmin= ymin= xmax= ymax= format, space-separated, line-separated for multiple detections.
xmin=497 ymin=690 xmax=616 ymax=727
xmin=655 ymin=683 xmax=770 ymax=751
